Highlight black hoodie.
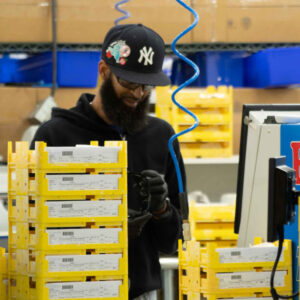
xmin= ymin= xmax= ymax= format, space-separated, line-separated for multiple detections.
xmin=31 ymin=93 xmax=185 ymax=299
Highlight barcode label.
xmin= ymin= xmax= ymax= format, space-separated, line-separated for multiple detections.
xmin=62 ymin=232 xmax=74 ymax=236
xmin=231 ymin=275 xmax=242 ymax=280
xmin=61 ymin=204 xmax=73 ymax=208
xmin=62 ymin=151 xmax=73 ymax=156
xmin=231 ymin=251 xmax=241 ymax=256
xmin=62 ymin=177 xmax=74 ymax=182
xmin=62 ymin=258 xmax=74 ymax=262
xmin=62 ymin=285 xmax=73 ymax=290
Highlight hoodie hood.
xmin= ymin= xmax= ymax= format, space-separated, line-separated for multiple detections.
xmin=51 ymin=93 xmax=116 ymax=134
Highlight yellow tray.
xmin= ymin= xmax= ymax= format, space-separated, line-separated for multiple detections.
xmin=155 ymin=104 xmax=172 ymax=124
xmin=173 ymin=110 xmax=231 ymax=125
xmin=8 ymin=195 xmax=29 ymax=223
xmin=178 ymin=239 xmax=201 ymax=267
xmin=9 ymin=222 xmax=127 ymax=251
xmin=177 ymin=127 xmax=231 ymax=143
xmin=0 ymin=248 xmax=7 ymax=300
xmin=179 ymin=240 xmax=291 ymax=271
xmin=179 ymin=291 xmax=286 ymax=300
xmin=190 ymin=222 xmax=238 ymax=241
xmin=180 ymin=142 xmax=232 ymax=159
xmin=178 ymin=240 xmax=292 ymax=296
xmin=174 ymin=89 xmax=232 ymax=108
xmin=189 ymin=202 xmax=235 ymax=223
xmin=30 ymin=198 xmax=127 ymax=225
xmin=199 ymin=240 xmax=291 ymax=272
xmin=9 ymin=248 xmax=127 ymax=280
xmin=8 ymin=141 xmax=127 ymax=172
xmin=9 ymin=170 xmax=127 ymax=198
xmin=9 ymin=196 xmax=127 ymax=224
xmin=155 ymin=86 xmax=233 ymax=108
xmin=197 ymin=240 xmax=237 ymax=248
xmin=180 ymin=267 xmax=291 ymax=295
xmin=8 ymin=274 xmax=128 ymax=300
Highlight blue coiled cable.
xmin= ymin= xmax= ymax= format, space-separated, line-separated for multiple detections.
xmin=114 ymin=0 xmax=130 ymax=25
xmin=169 ymin=0 xmax=200 ymax=194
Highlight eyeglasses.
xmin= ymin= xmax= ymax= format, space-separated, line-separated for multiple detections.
xmin=116 ymin=76 xmax=154 ymax=92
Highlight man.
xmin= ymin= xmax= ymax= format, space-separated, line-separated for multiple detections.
xmin=31 ymin=24 xmax=186 ymax=300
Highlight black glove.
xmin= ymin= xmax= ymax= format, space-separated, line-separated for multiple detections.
xmin=140 ymin=170 xmax=168 ymax=213
xmin=128 ymin=209 xmax=152 ymax=239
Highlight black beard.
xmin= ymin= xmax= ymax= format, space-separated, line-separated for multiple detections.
xmin=100 ymin=75 xmax=150 ymax=134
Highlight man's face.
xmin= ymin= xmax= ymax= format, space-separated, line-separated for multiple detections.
xmin=100 ymin=72 xmax=152 ymax=134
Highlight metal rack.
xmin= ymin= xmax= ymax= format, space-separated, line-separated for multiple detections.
xmin=1 ymin=42 xmax=300 ymax=54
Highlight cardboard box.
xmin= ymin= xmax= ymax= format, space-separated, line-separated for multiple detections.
xmin=121 ymin=0 xmax=193 ymax=43
xmin=190 ymin=0 xmax=219 ymax=42
xmin=0 ymin=0 xmax=192 ymax=44
xmin=56 ymin=0 xmax=118 ymax=43
xmin=0 ymin=86 xmax=97 ymax=160
xmin=0 ymin=0 xmax=118 ymax=43
xmin=192 ymin=0 xmax=300 ymax=43
xmin=223 ymin=0 xmax=300 ymax=43
xmin=0 ymin=0 xmax=51 ymax=42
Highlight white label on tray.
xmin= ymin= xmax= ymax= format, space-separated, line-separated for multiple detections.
xmin=45 ymin=146 xmax=120 ymax=163
xmin=46 ymin=228 xmax=121 ymax=245
xmin=216 ymin=271 xmax=286 ymax=289
xmin=47 ymin=280 xmax=121 ymax=299
xmin=47 ymin=253 xmax=122 ymax=272
xmin=217 ymin=246 xmax=284 ymax=263
xmin=46 ymin=200 xmax=121 ymax=217
xmin=46 ymin=174 xmax=121 ymax=191
xmin=223 ymin=298 xmax=273 ymax=300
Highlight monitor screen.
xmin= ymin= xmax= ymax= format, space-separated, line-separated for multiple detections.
xmin=234 ymin=104 xmax=300 ymax=246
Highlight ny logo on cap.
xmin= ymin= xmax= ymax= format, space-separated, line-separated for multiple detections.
xmin=138 ymin=46 xmax=154 ymax=66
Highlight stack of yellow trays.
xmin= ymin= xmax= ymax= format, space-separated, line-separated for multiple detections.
xmin=7 ymin=141 xmax=128 ymax=300
xmin=178 ymin=239 xmax=292 ymax=300
xmin=155 ymin=85 xmax=233 ymax=158
xmin=189 ymin=201 xmax=238 ymax=248
xmin=0 ymin=247 xmax=7 ymax=300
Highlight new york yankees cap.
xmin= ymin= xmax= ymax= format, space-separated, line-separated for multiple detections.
xmin=101 ymin=24 xmax=171 ymax=86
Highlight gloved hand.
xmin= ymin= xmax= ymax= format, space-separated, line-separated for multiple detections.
xmin=140 ymin=170 xmax=168 ymax=214
xmin=128 ymin=209 xmax=152 ymax=239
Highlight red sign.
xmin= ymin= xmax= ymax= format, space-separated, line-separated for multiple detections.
xmin=291 ymin=142 xmax=300 ymax=185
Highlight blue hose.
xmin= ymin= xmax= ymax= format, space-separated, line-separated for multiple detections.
xmin=169 ymin=0 xmax=200 ymax=193
xmin=114 ymin=0 xmax=130 ymax=25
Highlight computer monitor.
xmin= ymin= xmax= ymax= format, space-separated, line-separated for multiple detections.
xmin=234 ymin=104 xmax=300 ymax=246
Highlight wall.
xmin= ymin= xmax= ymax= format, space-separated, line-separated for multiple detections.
xmin=0 ymin=87 xmax=97 ymax=160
